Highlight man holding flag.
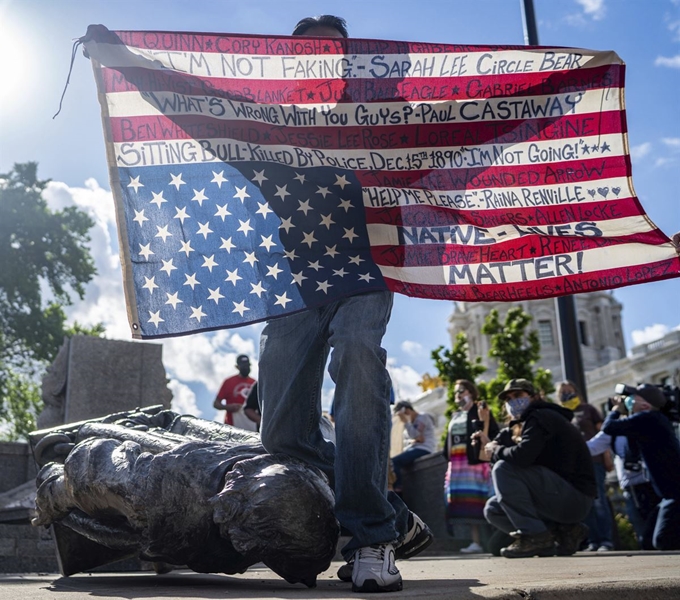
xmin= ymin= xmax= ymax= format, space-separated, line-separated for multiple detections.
xmin=258 ymin=16 xmax=431 ymax=594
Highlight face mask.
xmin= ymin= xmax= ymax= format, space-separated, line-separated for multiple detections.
xmin=456 ymin=394 xmax=472 ymax=408
xmin=624 ymin=395 xmax=636 ymax=413
xmin=562 ymin=397 xmax=580 ymax=411
xmin=506 ymin=397 xmax=530 ymax=419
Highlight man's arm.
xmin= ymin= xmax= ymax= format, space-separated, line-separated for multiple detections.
xmin=492 ymin=418 xmax=549 ymax=466
xmin=586 ymin=430 xmax=612 ymax=456
xmin=405 ymin=419 xmax=425 ymax=442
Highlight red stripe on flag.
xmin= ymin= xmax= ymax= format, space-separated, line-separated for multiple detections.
xmin=364 ymin=197 xmax=644 ymax=229
xmin=105 ymin=30 xmax=601 ymax=56
xmin=97 ymin=64 xmax=622 ymax=102
xmin=108 ymin=111 xmax=624 ymax=147
xmin=357 ymin=156 xmax=628 ymax=190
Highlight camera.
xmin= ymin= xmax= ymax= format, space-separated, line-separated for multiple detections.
xmin=613 ymin=382 xmax=680 ymax=423
xmin=471 ymin=419 xmax=484 ymax=432
xmin=614 ymin=383 xmax=638 ymax=397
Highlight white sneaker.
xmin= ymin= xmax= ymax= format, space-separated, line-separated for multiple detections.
xmin=352 ymin=543 xmax=403 ymax=593
xmin=459 ymin=541 xmax=484 ymax=554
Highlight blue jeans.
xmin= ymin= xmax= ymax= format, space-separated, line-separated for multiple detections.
xmin=584 ymin=462 xmax=613 ymax=547
xmin=485 ymin=461 xmax=593 ymax=535
xmin=392 ymin=447 xmax=430 ymax=491
xmin=258 ymin=291 xmax=409 ymax=559
xmin=653 ymin=498 xmax=680 ymax=550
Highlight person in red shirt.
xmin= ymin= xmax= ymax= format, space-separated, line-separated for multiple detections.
xmin=213 ymin=355 xmax=255 ymax=426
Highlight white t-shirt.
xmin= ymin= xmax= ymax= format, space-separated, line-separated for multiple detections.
xmin=405 ymin=413 xmax=437 ymax=453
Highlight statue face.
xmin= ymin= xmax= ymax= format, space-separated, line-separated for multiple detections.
xmin=212 ymin=454 xmax=339 ymax=586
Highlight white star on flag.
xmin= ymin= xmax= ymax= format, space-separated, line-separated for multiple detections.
xmin=197 ymin=222 xmax=213 ymax=239
xmin=243 ymin=251 xmax=258 ymax=266
xmin=211 ymin=170 xmax=228 ymax=187
xmin=148 ymin=310 xmax=164 ymax=327
xmin=252 ymin=170 xmax=268 ymax=185
xmin=207 ymin=287 xmax=225 ymax=304
xmin=184 ymin=273 xmax=200 ymax=289
xmin=232 ymin=300 xmax=249 ymax=316
xmin=133 ymin=209 xmax=148 ymax=226
xmin=174 ymin=206 xmax=190 ymax=223
xmin=225 ymin=268 xmax=242 ymax=285
xmin=165 ymin=292 xmax=183 ymax=309
xmin=139 ymin=243 xmax=154 ymax=260
xmin=250 ymin=281 xmax=266 ymax=297
xmin=190 ymin=306 xmax=207 ymax=322
xmin=160 ymin=259 xmax=177 ymax=275
xmin=316 ymin=280 xmax=332 ymax=294
xmin=237 ymin=219 xmax=254 ymax=236
xmin=274 ymin=184 xmax=290 ymax=200
xmin=191 ymin=189 xmax=209 ymax=206
xmin=202 ymin=255 xmax=218 ymax=272
xmin=214 ymin=204 xmax=231 ymax=220
xmin=297 ymin=199 xmax=313 ymax=216
xmin=127 ymin=175 xmax=144 ymax=192
xmin=275 ymin=292 xmax=292 ymax=308
xmin=150 ymin=191 xmax=167 ymax=208
xmin=155 ymin=225 xmax=172 ymax=242
xmin=179 ymin=240 xmax=194 ymax=256
xmin=143 ymin=276 xmax=159 ymax=294
xmin=169 ymin=173 xmax=185 ymax=190
xmin=334 ymin=174 xmax=350 ymax=189
xmin=266 ymin=263 xmax=283 ymax=279
xmin=234 ymin=186 xmax=250 ymax=202
xmin=219 ymin=237 xmax=235 ymax=253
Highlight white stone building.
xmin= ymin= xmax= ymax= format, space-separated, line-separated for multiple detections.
xmin=448 ymin=291 xmax=626 ymax=383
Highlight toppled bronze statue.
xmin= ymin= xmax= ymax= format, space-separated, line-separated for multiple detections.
xmin=30 ymin=407 xmax=339 ymax=587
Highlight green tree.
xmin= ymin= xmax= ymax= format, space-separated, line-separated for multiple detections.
xmin=479 ymin=307 xmax=555 ymax=417
xmin=0 ymin=162 xmax=99 ymax=439
xmin=431 ymin=332 xmax=487 ymax=422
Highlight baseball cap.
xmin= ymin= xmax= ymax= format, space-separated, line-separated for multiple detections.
xmin=635 ymin=384 xmax=667 ymax=409
xmin=498 ymin=378 xmax=536 ymax=401
xmin=393 ymin=400 xmax=413 ymax=413
xmin=236 ymin=354 xmax=250 ymax=365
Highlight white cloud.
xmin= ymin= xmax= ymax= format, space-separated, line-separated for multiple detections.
xmin=662 ymin=138 xmax=680 ymax=149
xmin=655 ymin=55 xmax=680 ymax=68
xmin=168 ymin=379 xmax=201 ymax=417
xmin=387 ymin=359 xmax=423 ymax=402
xmin=42 ymin=178 xmax=263 ymax=407
xmin=44 ymin=179 xmax=131 ymax=339
xmin=575 ymin=0 xmax=606 ymax=20
xmin=631 ymin=324 xmax=670 ymax=346
xmin=400 ymin=340 xmax=423 ymax=356
xmin=669 ymin=20 xmax=680 ymax=42
xmin=629 ymin=142 xmax=652 ymax=160
xmin=162 ymin=328 xmax=259 ymax=393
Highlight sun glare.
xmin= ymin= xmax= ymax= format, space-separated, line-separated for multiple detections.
xmin=0 ymin=20 xmax=33 ymax=115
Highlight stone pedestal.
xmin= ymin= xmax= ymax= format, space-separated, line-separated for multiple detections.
xmin=38 ymin=335 xmax=172 ymax=429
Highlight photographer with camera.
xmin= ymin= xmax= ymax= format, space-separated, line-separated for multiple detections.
xmin=602 ymin=383 xmax=680 ymax=550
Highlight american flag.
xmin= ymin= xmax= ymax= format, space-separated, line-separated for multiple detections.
xmin=82 ymin=25 xmax=680 ymax=339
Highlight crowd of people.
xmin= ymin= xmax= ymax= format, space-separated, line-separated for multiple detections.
xmin=216 ymin=343 xmax=680 ymax=568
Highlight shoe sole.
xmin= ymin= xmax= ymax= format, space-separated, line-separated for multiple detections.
xmin=395 ymin=524 xmax=434 ymax=560
xmin=352 ymin=578 xmax=403 ymax=593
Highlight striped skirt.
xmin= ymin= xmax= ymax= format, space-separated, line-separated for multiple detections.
xmin=445 ymin=444 xmax=492 ymax=522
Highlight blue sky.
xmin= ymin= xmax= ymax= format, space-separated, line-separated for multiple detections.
xmin=1 ymin=0 xmax=678 ymax=417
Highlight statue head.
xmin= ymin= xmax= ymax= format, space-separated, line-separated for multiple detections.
xmin=211 ymin=454 xmax=339 ymax=587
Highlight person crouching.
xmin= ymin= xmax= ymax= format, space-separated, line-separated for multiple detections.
xmin=474 ymin=379 xmax=596 ymax=558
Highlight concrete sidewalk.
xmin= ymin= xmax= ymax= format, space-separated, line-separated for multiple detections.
xmin=1 ymin=552 xmax=679 ymax=599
